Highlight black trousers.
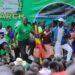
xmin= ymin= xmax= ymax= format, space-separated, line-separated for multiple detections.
xmin=29 ymin=39 xmax=35 ymax=55
xmin=14 ymin=47 xmax=20 ymax=59
xmin=18 ymin=39 xmax=35 ymax=60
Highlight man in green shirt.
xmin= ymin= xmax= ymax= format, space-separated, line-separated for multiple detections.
xmin=14 ymin=17 xmax=35 ymax=61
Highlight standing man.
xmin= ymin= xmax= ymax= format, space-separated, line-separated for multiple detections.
xmin=52 ymin=18 xmax=73 ymax=62
xmin=14 ymin=17 xmax=35 ymax=61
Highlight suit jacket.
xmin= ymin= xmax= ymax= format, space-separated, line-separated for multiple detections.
xmin=51 ymin=26 xmax=71 ymax=45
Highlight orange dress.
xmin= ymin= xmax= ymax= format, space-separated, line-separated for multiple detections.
xmin=34 ymin=25 xmax=44 ymax=59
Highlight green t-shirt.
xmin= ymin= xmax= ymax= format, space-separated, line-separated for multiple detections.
xmin=23 ymin=63 xmax=29 ymax=71
xmin=5 ymin=35 xmax=11 ymax=45
xmin=0 ymin=49 xmax=8 ymax=56
xmin=38 ymin=26 xmax=43 ymax=33
xmin=15 ymin=22 xmax=33 ymax=41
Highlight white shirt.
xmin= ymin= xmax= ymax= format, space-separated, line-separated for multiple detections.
xmin=57 ymin=27 xmax=64 ymax=43
xmin=39 ymin=68 xmax=51 ymax=75
xmin=0 ymin=28 xmax=7 ymax=44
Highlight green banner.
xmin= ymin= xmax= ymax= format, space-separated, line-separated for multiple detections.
xmin=0 ymin=0 xmax=22 ymax=19
xmin=0 ymin=0 xmax=75 ymax=27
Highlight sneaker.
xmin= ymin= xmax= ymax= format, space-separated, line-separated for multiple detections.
xmin=28 ymin=55 xmax=34 ymax=61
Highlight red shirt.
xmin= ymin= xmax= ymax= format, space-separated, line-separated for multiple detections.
xmin=51 ymin=71 xmax=66 ymax=75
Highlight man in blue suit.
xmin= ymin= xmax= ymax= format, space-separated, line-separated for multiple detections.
xmin=52 ymin=18 xmax=73 ymax=62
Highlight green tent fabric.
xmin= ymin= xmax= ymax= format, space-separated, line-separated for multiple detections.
xmin=0 ymin=0 xmax=75 ymax=27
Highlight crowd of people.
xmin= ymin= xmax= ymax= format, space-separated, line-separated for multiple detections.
xmin=0 ymin=16 xmax=75 ymax=75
